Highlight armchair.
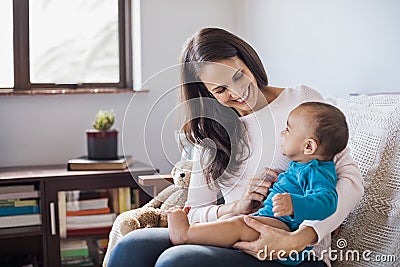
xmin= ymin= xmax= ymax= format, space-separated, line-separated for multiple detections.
xmin=103 ymin=93 xmax=400 ymax=267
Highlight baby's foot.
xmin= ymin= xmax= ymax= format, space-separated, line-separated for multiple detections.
xmin=166 ymin=207 xmax=190 ymax=245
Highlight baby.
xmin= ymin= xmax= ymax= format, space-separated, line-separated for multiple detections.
xmin=167 ymin=102 xmax=349 ymax=265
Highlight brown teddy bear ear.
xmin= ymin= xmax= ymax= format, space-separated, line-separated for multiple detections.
xmin=120 ymin=218 xmax=140 ymax=236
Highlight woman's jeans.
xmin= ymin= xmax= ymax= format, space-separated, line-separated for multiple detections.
xmin=107 ymin=228 xmax=327 ymax=267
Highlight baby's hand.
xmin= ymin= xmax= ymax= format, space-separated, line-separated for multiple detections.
xmin=272 ymin=193 xmax=293 ymax=217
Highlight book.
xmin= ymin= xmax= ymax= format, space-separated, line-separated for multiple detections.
xmin=66 ymin=213 xmax=115 ymax=225
xmin=0 ymin=185 xmax=35 ymax=194
xmin=79 ymin=189 xmax=108 ymax=200
xmin=66 ymin=198 xmax=108 ymax=211
xmin=60 ymin=240 xmax=89 ymax=259
xmin=0 ymin=200 xmax=14 ymax=207
xmin=58 ymin=191 xmax=67 ymax=238
xmin=61 ymin=248 xmax=89 ymax=258
xmin=67 ymin=221 xmax=114 ymax=230
xmin=66 ymin=226 xmax=112 ymax=237
xmin=66 ymin=207 xmax=110 ymax=216
xmin=0 ymin=199 xmax=38 ymax=207
xmin=0 ymin=214 xmax=41 ymax=228
xmin=124 ymin=187 xmax=131 ymax=211
xmin=118 ymin=188 xmax=126 ymax=213
xmin=60 ymin=239 xmax=93 ymax=266
xmin=15 ymin=199 xmax=38 ymax=207
xmin=67 ymin=155 xmax=134 ymax=171
xmin=65 ymin=190 xmax=81 ymax=202
xmin=0 ymin=205 xmax=40 ymax=216
xmin=108 ymin=188 xmax=119 ymax=214
xmin=0 ymin=190 xmax=39 ymax=201
xmin=61 ymin=240 xmax=88 ymax=250
xmin=131 ymin=188 xmax=140 ymax=209
xmin=61 ymin=256 xmax=93 ymax=266
xmin=66 ymin=212 xmax=115 ymax=230
xmin=117 ymin=187 xmax=132 ymax=213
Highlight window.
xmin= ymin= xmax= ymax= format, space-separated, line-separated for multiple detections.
xmin=1 ymin=0 xmax=132 ymax=92
xmin=0 ymin=0 xmax=13 ymax=88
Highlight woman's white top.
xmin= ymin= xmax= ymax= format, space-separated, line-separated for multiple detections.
xmin=185 ymin=85 xmax=364 ymax=266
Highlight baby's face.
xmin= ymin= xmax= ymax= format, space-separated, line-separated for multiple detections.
xmin=280 ymin=107 xmax=315 ymax=161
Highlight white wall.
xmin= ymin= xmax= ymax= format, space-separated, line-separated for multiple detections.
xmin=3 ymin=0 xmax=399 ymax=170
xmin=236 ymin=0 xmax=400 ymax=96
xmin=0 ymin=0 xmax=237 ymax=172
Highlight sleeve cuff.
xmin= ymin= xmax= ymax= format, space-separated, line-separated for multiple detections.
xmin=207 ymin=205 xmax=220 ymax=222
xmin=300 ymin=220 xmax=324 ymax=245
xmin=188 ymin=205 xmax=220 ymax=224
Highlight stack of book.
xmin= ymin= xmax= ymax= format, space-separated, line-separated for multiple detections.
xmin=59 ymin=190 xmax=116 ymax=237
xmin=0 ymin=184 xmax=41 ymax=228
xmin=60 ymin=239 xmax=93 ymax=267
xmin=67 ymin=155 xmax=134 ymax=171
xmin=107 ymin=187 xmax=140 ymax=214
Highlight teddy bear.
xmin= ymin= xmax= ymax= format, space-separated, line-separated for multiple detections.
xmin=119 ymin=160 xmax=192 ymax=236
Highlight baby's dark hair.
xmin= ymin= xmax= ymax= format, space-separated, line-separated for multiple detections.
xmin=298 ymin=102 xmax=349 ymax=159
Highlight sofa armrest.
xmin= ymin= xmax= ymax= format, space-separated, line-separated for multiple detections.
xmin=138 ymin=174 xmax=174 ymax=196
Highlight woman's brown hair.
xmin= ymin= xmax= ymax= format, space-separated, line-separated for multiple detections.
xmin=179 ymin=28 xmax=269 ymax=186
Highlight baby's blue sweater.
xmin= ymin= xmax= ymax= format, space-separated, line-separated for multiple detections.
xmin=257 ymin=159 xmax=338 ymax=230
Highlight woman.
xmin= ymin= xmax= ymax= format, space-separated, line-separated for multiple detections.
xmin=108 ymin=28 xmax=363 ymax=267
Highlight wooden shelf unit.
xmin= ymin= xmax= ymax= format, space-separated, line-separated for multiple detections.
xmin=0 ymin=161 xmax=156 ymax=267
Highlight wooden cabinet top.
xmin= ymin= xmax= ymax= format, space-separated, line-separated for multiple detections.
xmin=0 ymin=161 xmax=155 ymax=182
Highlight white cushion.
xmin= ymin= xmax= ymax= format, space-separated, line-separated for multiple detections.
xmin=331 ymin=94 xmax=400 ymax=267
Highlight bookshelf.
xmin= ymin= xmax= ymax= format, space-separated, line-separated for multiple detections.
xmin=0 ymin=161 xmax=156 ymax=267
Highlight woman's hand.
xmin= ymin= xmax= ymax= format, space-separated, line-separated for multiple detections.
xmin=233 ymin=216 xmax=317 ymax=260
xmin=233 ymin=168 xmax=280 ymax=215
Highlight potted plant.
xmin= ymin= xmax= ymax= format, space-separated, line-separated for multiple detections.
xmin=86 ymin=110 xmax=118 ymax=160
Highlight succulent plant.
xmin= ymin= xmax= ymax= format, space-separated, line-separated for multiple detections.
xmin=92 ymin=110 xmax=115 ymax=131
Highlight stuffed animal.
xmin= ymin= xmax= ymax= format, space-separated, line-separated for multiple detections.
xmin=120 ymin=160 xmax=192 ymax=236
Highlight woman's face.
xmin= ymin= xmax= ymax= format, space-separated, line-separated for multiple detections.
xmin=199 ymin=57 xmax=264 ymax=116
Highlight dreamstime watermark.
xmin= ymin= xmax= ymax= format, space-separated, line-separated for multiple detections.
xmin=257 ymin=238 xmax=398 ymax=263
